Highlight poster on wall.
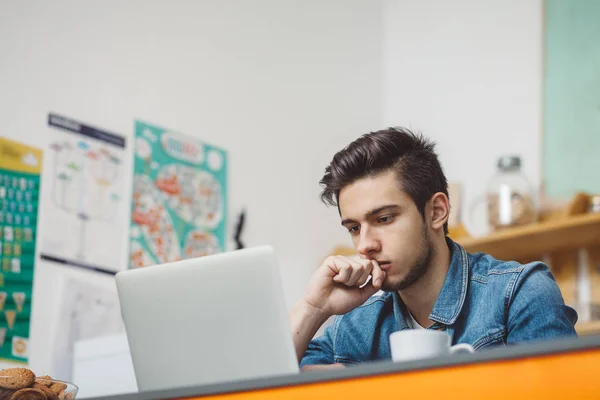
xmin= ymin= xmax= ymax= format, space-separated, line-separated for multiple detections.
xmin=50 ymin=277 xmax=125 ymax=381
xmin=39 ymin=113 xmax=128 ymax=274
xmin=0 ymin=137 xmax=42 ymax=363
xmin=129 ymin=120 xmax=227 ymax=268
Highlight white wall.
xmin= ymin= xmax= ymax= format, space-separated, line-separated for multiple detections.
xmin=0 ymin=0 xmax=545 ymax=380
xmin=382 ymin=0 xmax=543 ymax=234
xmin=0 ymin=0 xmax=383 ymax=375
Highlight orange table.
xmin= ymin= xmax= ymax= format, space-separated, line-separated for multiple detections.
xmin=90 ymin=336 xmax=600 ymax=400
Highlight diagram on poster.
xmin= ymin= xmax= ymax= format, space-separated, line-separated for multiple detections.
xmin=0 ymin=137 xmax=42 ymax=363
xmin=39 ymin=114 xmax=127 ymax=274
xmin=130 ymin=121 xmax=227 ymax=268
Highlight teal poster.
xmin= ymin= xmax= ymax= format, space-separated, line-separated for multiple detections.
xmin=129 ymin=121 xmax=227 ymax=268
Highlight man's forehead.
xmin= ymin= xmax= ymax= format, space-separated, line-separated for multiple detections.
xmin=338 ymin=179 xmax=409 ymax=220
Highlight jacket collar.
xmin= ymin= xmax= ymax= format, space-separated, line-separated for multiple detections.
xmin=429 ymin=238 xmax=469 ymax=325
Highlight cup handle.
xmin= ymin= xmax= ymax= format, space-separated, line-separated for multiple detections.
xmin=450 ymin=343 xmax=474 ymax=354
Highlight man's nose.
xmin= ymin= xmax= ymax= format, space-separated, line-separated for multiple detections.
xmin=357 ymin=228 xmax=380 ymax=256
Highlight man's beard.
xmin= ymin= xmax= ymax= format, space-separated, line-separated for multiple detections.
xmin=382 ymin=223 xmax=433 ymax=292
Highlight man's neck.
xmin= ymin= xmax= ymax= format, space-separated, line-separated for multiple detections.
xmin=398 ymin=237 xmax=452 ymax=328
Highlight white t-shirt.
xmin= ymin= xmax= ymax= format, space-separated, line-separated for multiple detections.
xmin=406 ymin=311 xmax=426 ymax=330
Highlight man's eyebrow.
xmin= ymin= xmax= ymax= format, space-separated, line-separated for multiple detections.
xmin=341 ymin=204 xmax=399 ymax=226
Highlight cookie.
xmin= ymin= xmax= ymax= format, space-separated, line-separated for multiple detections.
xmin=0 ymin=369 xmax=36 ymax=390
xmin=49 ymin=382 xmax=66 ymax=395
xmin=9 ymin=388 xmax=47 ymax=400
xmin=47 ymin=382 xmax=67 ymax=400
xmin=34 ymin=377 xmax=53 ymax=388
xmin=32 ymin=383 xmax=59 ymax=400
xmin=0 ymin=389 xmax=16 ymax=400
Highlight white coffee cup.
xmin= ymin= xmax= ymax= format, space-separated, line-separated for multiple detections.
xmin=389 ymin=329 xmax=474 ymax=362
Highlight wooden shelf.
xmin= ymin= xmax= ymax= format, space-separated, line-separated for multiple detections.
xmin=576 ymin=321 xmax=600 ymax=336
xmin=457 ymin=213 xmax=600 ymax=261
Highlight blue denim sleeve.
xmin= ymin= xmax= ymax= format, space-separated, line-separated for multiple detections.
xmin=507 ymin=262 xmax=578 ymax=343
xmin=299 ymin=321 xmax=336 ymax=367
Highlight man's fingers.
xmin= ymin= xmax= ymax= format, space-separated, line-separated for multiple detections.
xmin=325 ymin=256 xmax=349 ymax=274
xmin=357 ymin=269 xmax=372 ymax=287
xmin=329 ymin=256 xmax=381 ymax=288
xmin=347 ymin=257 xmax=376 ymax=286
xmin=330 ymin=257 xmax=370 ymax=286
xmin=332 ymin=259 xmax=352 ymax=283
xmin=358 ymin=274 xmax=372 ymax=288
xmin=345 ymin=262 xmax=367 ymax=286
xmin=332 ymin=266 xmax=352 ymax=283
xmin=371 ymin=260 xmax=386 ymax=289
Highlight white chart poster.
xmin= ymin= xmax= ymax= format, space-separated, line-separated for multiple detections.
xmin=50 ymin=277 xmax=124 ymax=381
xmin=39 ymin=113 xmax=128 ymax=274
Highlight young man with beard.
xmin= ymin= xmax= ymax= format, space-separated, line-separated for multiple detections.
xmin=290 ymin=127 xmax=578 ymax=370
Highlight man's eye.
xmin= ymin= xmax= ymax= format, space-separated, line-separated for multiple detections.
xmin=378 ymin=215 xmax=395 ymax=224
xmin=348 ymin=225 xmax=360 ymax=234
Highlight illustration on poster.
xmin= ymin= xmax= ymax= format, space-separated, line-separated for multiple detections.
xmin=129 ymin=122 xmax=227 ymax=269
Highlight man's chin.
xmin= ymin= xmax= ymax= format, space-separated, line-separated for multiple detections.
xmin=380 ymin=275 xmax=414 ymax=292
xmin=380 ymin=279 xmax=402 ymax=292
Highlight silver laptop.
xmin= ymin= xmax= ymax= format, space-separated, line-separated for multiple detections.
xmin=115 ymin=246 xmax=299 ymax=392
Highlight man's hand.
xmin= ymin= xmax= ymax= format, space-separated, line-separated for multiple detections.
xmin=304 ymin=256 xmax=386 ymax=317
xmin=290 ymin=256 xmax=385 ymax=362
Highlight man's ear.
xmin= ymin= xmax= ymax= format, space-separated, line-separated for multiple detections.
xmin=429 ymin=192 xmax=450 ymax=231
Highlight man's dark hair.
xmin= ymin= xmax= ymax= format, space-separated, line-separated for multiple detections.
xmin=319 ymin=127 xmax=449 ymax=234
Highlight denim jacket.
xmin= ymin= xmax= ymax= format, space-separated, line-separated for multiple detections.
xmin=300 ymin=239 xmax=578 ymax=367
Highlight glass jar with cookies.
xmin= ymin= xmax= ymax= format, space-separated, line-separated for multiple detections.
xmin=485 ymin=155 xmax=537 ymax=231
xmin=0 ymin=368 xmax=78 ymax=399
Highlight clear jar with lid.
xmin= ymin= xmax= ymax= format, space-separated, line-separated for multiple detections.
xmin=486 ymin=156 xmax=537 ymax=231
xmin=589 ymin=195 xmax=600 ymax=213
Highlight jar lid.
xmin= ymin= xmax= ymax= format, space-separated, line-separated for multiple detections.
xmin=497 ymin=156 xmax=521 ymax=171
